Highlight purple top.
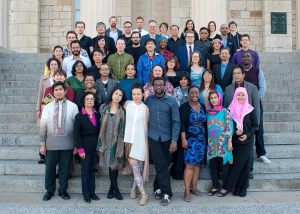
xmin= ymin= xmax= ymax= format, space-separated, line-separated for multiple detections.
xmin=232 ymin=49 xmax=260 ymax=69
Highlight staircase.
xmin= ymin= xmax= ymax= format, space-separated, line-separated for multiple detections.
xmin=0 ymin=51 xmax=299 ymax=194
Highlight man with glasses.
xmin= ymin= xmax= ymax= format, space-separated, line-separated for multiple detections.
xmin=125 ymin=31 xmax=146 ymax=64
xmin=167 ymin=25 xmax=185 ymax=54
xmin=195 ymin=27 xmax=211 ymax=59
xmin=118 ymin=21 xmax=133 ymax=47
xmin=176 ymin=31 xmax=206 ymax=70
xmin=92 ymin=22 xmax=116 ymax=53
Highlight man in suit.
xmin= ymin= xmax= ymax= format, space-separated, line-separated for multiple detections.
xmin=175 ymin=31 xmax=206 ymax=71
xmin=223 ymin=66 xmax=260 ymax=124
xmin=105 ymin=16 xmax=123 ymax=43
xmin=212 ymin=47 xmax=235 ymax=92
xmin=214 ymin=24 xmax=237 ymax=58
xmin=140 ymin=20 xmax=161 ymax=47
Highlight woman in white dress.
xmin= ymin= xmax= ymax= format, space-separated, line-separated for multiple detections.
xmin=124 ymin=84 xmax=149 ymax=206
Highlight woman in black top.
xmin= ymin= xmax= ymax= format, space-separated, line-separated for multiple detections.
xmin=74 ymin=92 xmax=100 ymax=203
xmin=180 ymin=19 xmax=199 ymax=41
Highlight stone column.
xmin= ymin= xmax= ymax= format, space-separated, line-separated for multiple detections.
xmin=263 ymin=0 xmax=293 ymax=52
xmin=80 ymin=0 xmax=115 ymax=38
xmin=9 ymin=0 xmax=40 ymax=53
xmin=297 ymin=0 xmax=300 ymax=50
xmin=191 ymin=0 xmax=228 ymax=31
xmin=0 ymin=0 xmax=9 ymax=49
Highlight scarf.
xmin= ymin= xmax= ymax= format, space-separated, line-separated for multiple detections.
xmin=97 ymin=104 xmax=126 ymax=170
xmin=207 ymin=92 xmax=223 ymax=115
xmin=53 ymin=98 xmax=67 ymax=136
xmin=228 ymin=87 xmax=254 ymax=131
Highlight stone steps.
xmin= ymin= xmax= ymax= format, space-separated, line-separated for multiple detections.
xmin=0 ymin=123 xmax=38 ymax=134
xmin=0 ymin=144 xmax=299 ymax=161
xmin=0 ymin=173 xmax=299 ymax=193
xmin=264 ymin=112 xmax=300 ymax=122
xmin=0 ymin=113 xmax=36 ymax=123
xmin=263 ymin=93 xmax=300 ymax=102
xmin=0 ymin=132 xmax=299 ymax=147
xmin=0 ymin=104 xmax=36 ymax=113
xmin=0 ymin=96 xmax=37 ymax=104
xmin=262 ymin=102 xmax=300 ymax=112
xmin=264 ymin=121 xmax=300 ymax=133
xmin=1 ymin=158 xmax=298 ymax=177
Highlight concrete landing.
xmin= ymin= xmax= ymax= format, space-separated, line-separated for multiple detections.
xmin=0 ymin=191 xmax=299 ymax=214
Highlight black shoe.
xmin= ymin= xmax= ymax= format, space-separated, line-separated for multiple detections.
xmin=38 ymin=159 xmax=45 ymax=164
xmin=233 ymin=188 xmax=240 ymax=196
xmin=239 ymin=188 xmax=247 ymax=197
xmin=58 ymin=191 xmax=70 ymax=200
xmin=160 ymin=194 xmax=170 ymax=206
xmin=90 ymin=194 xmax=100 ymax=201
xmin=114 ymin=188 xmax=123 ymax=200
xmin=107 ymin=186 xmax=114 ymax=199
xmin=249 ymin=172 xmax=254 ymax=179
xmin=84 ymin=198 xmax=91 ymax=203
xmin=43 ymin=191 xmax=54 ymax=201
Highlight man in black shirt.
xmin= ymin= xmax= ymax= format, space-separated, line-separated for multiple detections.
xmin=195 ymin=27 xmax=212 ymax=59
xmin=118 ymin=21 xmax=133 ymax=47
xmin=92 ymin=22 xmax=116 ymax=54
xmin=75 ymin=21 xmax=93 ymax=57
xmin=125 ymin=31 xmax=146 ymax=65
xmin=87 ymin=49 xmax=104 ymax=80
xmin=167 ymin=25 xmax=185 ymax=54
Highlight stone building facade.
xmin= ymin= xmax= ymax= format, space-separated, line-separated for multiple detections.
xmin=0 ymin=0 xmax=299 ymax=53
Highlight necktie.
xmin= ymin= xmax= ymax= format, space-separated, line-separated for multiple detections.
xmin=189 ymin=45 xmax=192 ymax=57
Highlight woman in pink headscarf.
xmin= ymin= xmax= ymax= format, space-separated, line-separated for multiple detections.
xmin=218 ymin=87 xmax=258 ymax=197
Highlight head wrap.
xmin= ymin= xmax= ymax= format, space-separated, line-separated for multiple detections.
xmin=207 ymin=92 xmax=223 ymax=115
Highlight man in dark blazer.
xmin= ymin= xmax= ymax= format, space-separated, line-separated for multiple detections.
xmin=140 ymin=20 xmax=161 ymax=47
xmin=175 ymin=31 xmax=206 ymax=71
xmin=105 ymin=16 xmax=123 ymax=43
xmin=92 ymin=22 xmax=116 ymax=54
xmin=212 ymin=48 xmax=235 ymax=92
xmin=223 ymin=66 xmax=260 ymax=124
xmin=214 ymin=24 xmax=237 ymax=58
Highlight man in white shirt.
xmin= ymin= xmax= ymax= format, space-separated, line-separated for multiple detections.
xmin=105 ymin=16 xmax=123 ymax=43
xmin=63 ymin=40 xmax=91 ymax=77
xmin=133 ymin=16 xmax=148 ymax=37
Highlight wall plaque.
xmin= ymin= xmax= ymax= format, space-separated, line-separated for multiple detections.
xmin=271 ymin=12 xmax=287 ymax=34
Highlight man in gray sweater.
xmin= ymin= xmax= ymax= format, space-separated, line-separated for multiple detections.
xmin=39 ymin=81 xmax=78 ymax=201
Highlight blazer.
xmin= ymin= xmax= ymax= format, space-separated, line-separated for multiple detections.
xmin=74 ymin=111 xmax=100 ymax=153
xmin=212 ymin=63 xmax=235 ymax=92
xmin=175 ymin=45 xmax=206 ymax=71
xmin=223 ymin=81 xmax=260 ymax=125
xmin=95 ymin=78 xmax=118 ymax=105
xmin=140 ymin=34 xmax=161 ymax=47
xmin=214 ymin=35 xmax=237 ymax=57
xmin=105 ymin=29 xmax=123 ymax=38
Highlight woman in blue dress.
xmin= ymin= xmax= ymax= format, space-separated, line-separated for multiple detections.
xmin=179 ymin=86 xmax=207 ymax=202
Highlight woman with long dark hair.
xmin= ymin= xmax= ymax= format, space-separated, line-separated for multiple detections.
xmin=180 ymin=19 xmax=199 ymax=40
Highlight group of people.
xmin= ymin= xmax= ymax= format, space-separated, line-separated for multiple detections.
xmin=37 ymin=16 xmax=271 ymax=207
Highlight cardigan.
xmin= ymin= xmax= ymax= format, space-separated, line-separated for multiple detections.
xmin=74 ymin=111 xmax=100 ymax=153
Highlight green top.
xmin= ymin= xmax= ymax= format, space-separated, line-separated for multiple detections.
xmin=66 ymin=76 xmax=85 ymax=94
xmin=107 ymin=52 xmax=134 ymax=81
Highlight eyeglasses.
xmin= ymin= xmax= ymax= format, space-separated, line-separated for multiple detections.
xmin=168 ymin=60 xmax=176 ymax=63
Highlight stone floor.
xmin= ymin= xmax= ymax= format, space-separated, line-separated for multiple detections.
xmin=0 ymin=191 xmax=299 ymax=214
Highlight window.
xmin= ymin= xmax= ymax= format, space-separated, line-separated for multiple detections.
xmin=74 ymin=0 xmax=80 ymax=21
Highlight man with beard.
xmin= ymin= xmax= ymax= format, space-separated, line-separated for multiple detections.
xmin=92 ymin=22 xmax=116 ymax=54
xmin=40 ymin=81 xmax=79 ymax=201
xmin=63 ymin=31 xmax=89 ymax=58
xmin=157 ymin=37 xmax=174 ymax=64
xmin=125 ymin=31 xmax=146 ymax=64
xmin=241 ymin=52 xmax=270 ymax=179
xmin=63 ymin=40 xmax=91 ymax=77
xmin=145 ymin=77 xmax=180 ymax=206
xmin=105 ymin=16 xmax=123 ymax=43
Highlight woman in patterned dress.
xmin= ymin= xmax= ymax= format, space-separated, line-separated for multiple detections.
xmin=206 ymin=91 xmax=233 ymax=196
xmin=179 ymin=86 xmax=207 ymax=202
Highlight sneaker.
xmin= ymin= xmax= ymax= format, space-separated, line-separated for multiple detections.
xmin=139 ymin=193 xmax=148 ymax=206
xmin=258 ymin=156 xmax=271 ymax=164
xmin=160 ymin=194 xmax=170 ymax=206
xmin=154 ymin=189 xmax=162 ymax=200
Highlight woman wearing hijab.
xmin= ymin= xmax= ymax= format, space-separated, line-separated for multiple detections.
xmin=206 ymin=91 xmax=234 ymax=196
xmin=218 ymin=87 xmax=258 ymax=197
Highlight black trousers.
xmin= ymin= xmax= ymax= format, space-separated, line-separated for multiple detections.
xmin=149 ymin=137 xmax=173 ymax=197
xmin=250 ymin=100 xmax=266 ymax=172
xmin=45 ymin=150 xmax=73 ymax=193
xmin=209 ymin=157 xmax=230 ymax=189
xmin=226 ymin=142 xmax=251 ymax=192
xmin=109 ymin=167 xmax=119 ymax=190
xmin=80 ymin=151 xmax=97 ymax=199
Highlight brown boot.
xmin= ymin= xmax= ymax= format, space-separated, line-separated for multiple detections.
xmin=139 ymin=193 xmax=147 ymax=206
xmin=130 ymin=188 xmax=137 ymax=199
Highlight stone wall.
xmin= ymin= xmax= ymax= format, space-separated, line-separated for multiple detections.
xmin=228 ymin=0 xmax=263 ymax=52
xmin=292 ymin=0 xmax=296 ymax=50
xmin=40 ymin=0 xmax=73 ymax=52
xmin=9 ymin=0 xmax=40 ymax=53
xmin=171 ymin=0 xmax=191 ymax=31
